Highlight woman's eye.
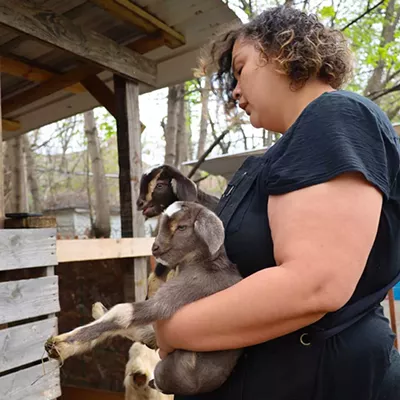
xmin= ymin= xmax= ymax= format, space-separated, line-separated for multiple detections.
xmin=177 ymin=225 xmax=187 ymax=231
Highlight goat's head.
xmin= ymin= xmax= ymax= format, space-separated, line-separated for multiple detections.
xmin=124 ymin=342 xmax=160 ymax=393
xmin=136 ymin=165 xmax=197 ymax=218
xmin=151 ymin=201 xmax=225 ymax=267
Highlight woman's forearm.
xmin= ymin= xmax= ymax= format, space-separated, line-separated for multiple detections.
xmin=162 ymin=263 xmax=328 ymax=352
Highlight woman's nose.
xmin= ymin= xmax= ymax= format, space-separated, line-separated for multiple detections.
xmin=232 ymin=82 xmax=241 ymax=101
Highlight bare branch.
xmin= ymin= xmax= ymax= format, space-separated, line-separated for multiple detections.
xmin=340 ymin=0 xmax=385 ymax=31
xmin=187 ymin=128 xmax=231 ymax=179
xmin=370 ymin=83 xmax=400 ymax=101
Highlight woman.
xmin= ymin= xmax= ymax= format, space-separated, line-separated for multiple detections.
xmin=155 ymin=6 xmax=400 ymax=400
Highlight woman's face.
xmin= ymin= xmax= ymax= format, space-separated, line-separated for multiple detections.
xmin=231 ymin=38 xmax=292 ymax=132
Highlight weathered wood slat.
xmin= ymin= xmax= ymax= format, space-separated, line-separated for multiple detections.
xmin=0 ymin=276 xmax=60 ymax=324
xmin=0 ymin=0 xmax=157 ymax=86
xmin=0 ymin=228 xmax=56 ymax=271
xmin=56 ymin=237 xmax=153 ymax=263
xmin=0 ymin=317 xmax=57 ymax=373
xmin=0 ymin=360 xmax=61 ymax=400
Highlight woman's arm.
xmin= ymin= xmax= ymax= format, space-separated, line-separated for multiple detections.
xmin=156 ymin=172 xmax=383 ymax=352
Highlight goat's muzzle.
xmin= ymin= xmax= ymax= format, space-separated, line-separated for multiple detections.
xmin=152 ymin=241 xmax=161 ymax=256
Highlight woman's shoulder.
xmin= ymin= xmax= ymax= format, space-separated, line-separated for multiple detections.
xmin=294 ymin=90 xmax=397 ymax=140
xmin=263 ymin=90 xmax=400 ymax=199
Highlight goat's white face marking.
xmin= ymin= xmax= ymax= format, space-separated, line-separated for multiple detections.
xmin=155 ymin=257 xmax=169 ymax=266
xmin=164 ymin=202 xmax=183 ymax=217
xmin=171 ymin=179 xmax=178 ymax=195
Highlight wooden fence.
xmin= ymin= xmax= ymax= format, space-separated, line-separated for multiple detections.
xmin=0 ymin=228 xmax=61 ymax=400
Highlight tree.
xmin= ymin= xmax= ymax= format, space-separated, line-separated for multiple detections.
xmin=164 ymin=85 xmax=181 ymax=165
xmin=84 ymin=110 xmax=111 ymax=238
xmin=23 ymin=134 xmax=42 ymax=212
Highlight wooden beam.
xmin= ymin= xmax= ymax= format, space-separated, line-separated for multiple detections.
xmin=81 ymin=75 xmax=117 ymax=118
xmin=81 ymin=75 xmax=146 ymax=132
xmin=2 ymin=118 xmax=20 ymax=131
xmin=2 ymin=64 xmax=103 ymax=116
xmin=90 ymin=0 xmax=185 ymax=48
xmin=126 ymin=31 xmax=168 ymax=54
xmin=114 ymin=75 xmax=148 ymax=302
xmin=0 ymin=56 xmax=85 ymax=93
xmin=1 ymin=33 xmax=167 ymax=121
xmin=0 ymin=0 xmax=157 ymax=86
xmin=56 ymin=237 xmax=154 ymax=263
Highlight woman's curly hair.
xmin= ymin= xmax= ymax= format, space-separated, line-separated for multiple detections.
xmin=198 ymin=6 xmax=354 ymax=108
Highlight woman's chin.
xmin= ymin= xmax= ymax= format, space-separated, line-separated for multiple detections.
xmin=249 ymin=114 xmax=262 ymax=129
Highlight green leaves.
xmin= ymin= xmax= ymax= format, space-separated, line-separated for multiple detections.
xmin=319 ymin=5 xmax=336 ymax=19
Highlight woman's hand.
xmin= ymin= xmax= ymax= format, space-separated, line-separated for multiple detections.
xmin=154 ymin=319 xmax=176 ymax=359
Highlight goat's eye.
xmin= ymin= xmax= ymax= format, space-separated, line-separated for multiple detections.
xmin=177 ymin=225 xmax=187 ymax=231
xmin=155 ymin=183 xmax=163 ymax=189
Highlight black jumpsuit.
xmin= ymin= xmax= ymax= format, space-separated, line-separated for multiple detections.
xmin=177 ymin=90 xmax=400 ymax=400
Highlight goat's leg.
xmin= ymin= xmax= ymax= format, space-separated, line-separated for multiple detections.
xmin=91 ymin=301 xmax=157 ymax=346
xmin=45 ymin=303 xmax=157 ymax=362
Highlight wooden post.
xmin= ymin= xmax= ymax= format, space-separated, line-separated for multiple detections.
xmin=114 ymin=75 xmax=147 ymax=302
xmin=0 ymin=65 xmax=4 ymax=228
xmin=388 ymin=288 xmax=398 ymax=349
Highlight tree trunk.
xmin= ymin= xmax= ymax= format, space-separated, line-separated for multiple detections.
xmin=164 ymin=85 xmax=180 ymax=165
xmin=9 ymin=137 xmax=28 ymax=213
xmin=175 ymin=84 xmax=186 ymax=167
xmin=175 ymin=86 xmax=190 ymax=174
xmin=84 ymin=110 xmax=111 ymax=238
xmin=364 ymin=0 xmax=400 ymax=97
xmin=197 ymin=76 xmax=210 ymax=159
xmin=23 ymin=134 xmax=42 ymax=212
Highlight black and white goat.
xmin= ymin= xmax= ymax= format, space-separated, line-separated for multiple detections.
xmin=45 ymin=201 xmax=243 ymax=395
xmin=137 ymin=164 xmax=219 ymax=219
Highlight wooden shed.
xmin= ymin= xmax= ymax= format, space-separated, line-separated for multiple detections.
xmin=0 ymin=1 xmax=239 ymax=399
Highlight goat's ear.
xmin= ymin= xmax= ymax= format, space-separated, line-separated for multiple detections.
xmin=194 ymin=208 xmax=225 ymax=255
xmin=172 ymin=177 xmax=197 ymax=201
xmin=160 ymin=165 xmax=197 ymax=202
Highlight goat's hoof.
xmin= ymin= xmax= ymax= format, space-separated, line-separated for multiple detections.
xmin=45 ymin=337 xmax=60 ymax=359
xmin=44 ymin=333 xmax=78 ymax=362
xmin=92 ymin=302 xmax=108 ymax=320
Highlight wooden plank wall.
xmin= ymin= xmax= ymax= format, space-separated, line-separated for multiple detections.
xmin=0 ymin=228 xmax=61 ymax=400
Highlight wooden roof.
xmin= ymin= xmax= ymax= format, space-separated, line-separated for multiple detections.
xmin=0 ymin=0 xmax=239 ymax=138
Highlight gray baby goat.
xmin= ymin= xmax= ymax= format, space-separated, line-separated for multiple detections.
xmin=45 ymin=201 xmax=243 ymax=395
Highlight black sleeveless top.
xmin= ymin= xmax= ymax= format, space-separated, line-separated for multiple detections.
xmin=176 ymin=90 xmax=400 ymax=400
